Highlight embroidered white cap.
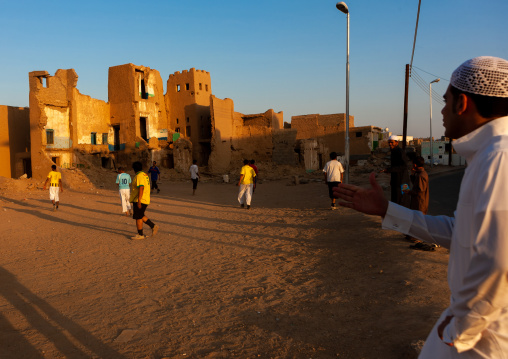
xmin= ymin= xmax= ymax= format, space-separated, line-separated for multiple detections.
xmin=388 ymin=135 xmax=399 ymax=141
xmin=451 ymin=56 xmax=508 ymax=98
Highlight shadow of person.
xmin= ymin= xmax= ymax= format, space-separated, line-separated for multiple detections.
xmin=0 ymin=267 xmax=126 ymax=358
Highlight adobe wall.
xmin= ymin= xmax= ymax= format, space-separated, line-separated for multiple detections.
xmin=272 ymin=129 xmax=297 ymax=165
xmin=109 ymin=64 xmax=168 ymax=153
xmin=0 ymin=106 xmax=30 ymax=178
xmin=209 ymin=96 xmax=287 ymax=172
xmin=29 ymin=69 xmax=78 ymax=179
xmin=291 ymin=113 xmax=354 ymax=140
xmin=166 ymin=68 xmax=212 ymax=164
xmin=74 ymin=92 xmax=110 ymax=146
xmin=208 ymin=96 xmax=234 ymax=173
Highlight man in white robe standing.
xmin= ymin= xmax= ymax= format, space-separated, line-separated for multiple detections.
xmin=334 ymin=56 xmax=508 ymax=358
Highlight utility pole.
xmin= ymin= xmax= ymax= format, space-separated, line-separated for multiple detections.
xmin=402 ymin=64 xmax=409 ymax=150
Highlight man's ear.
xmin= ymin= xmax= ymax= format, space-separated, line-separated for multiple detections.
xmin=455 ymin=93 xmax=468 ymax=115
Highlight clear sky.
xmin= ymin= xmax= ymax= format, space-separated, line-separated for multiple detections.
xmin=1 ymin=0 xmax=507 ymax=138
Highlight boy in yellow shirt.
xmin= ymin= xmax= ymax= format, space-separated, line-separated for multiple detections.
xmin=43 ymin=164 xmax=64 ymax=211
xmin=237 ymin=159 xmax=256 ymax=209
xmin=129 ymin=161 xmax=159 ymax=240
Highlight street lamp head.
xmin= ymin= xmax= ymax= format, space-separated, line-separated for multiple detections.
xmin=431 ymin=78 xmax=440 ymax=84
xmin=336 ymin=2 xmax=349 ymax=14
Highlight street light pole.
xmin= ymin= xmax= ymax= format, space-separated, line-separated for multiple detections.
xmin=429 ymin=78 xmax=440 ymax=168
xmin=336 ymin=1 xmax=350 ymax=184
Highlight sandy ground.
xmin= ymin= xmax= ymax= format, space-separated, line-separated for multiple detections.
xmin=0 ymin=169 xmax=452 ymax=359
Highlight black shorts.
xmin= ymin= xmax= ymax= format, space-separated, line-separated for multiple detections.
xmin=327 ymin=182 xmax=340 ymax=199
xmin=132 ymin=203 xmax=148 ymax=219
xmin=192 ymin=178 xmax=198 ymax=189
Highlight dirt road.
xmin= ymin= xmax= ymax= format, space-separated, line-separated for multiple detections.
xmin=0 ymin=176 xmax=450 ymax=358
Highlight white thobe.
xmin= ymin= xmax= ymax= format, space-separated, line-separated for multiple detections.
xmin=382 ymin=116 xmax=508 ymax=358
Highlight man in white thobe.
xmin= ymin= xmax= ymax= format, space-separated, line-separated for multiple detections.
xmin=334 ymin=56 xmax=508 ymax=358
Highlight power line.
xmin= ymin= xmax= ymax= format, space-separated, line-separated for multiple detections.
xmin=412 ymin=66 xmax=450 ymax=82
xmin=410 ymin=75 xmax=445 ymax=106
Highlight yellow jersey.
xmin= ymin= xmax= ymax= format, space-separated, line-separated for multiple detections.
xmin=130 ymin=171 xmax=151 ymax=205
xmin=240 ymin=165 xmax=256 ymax=185
xmin=47 ymin=171 xmax=61 ymax=187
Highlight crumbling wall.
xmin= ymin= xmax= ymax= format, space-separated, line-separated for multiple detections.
xmin=349 ymin=126 xmax=383 ymax=157
xmin=208 ymin=96 xmax=234 ymax=173
xmin=299 ymin=138 xmax=328 ymax=171
xmin=272 ymin=129 xmax=297 ymax=165
xmin=109 ymin=64 xmax=168 ymax=155
xmin=29 ymin=69 xmax=78 ymax=179
xmin=75 ymin=92 xmax=110 ymax=146
xmin=291 ymin=113 xmax=354 ymax=141
xmin=173 ymin=138 xmax=192 ymax=173
xmin=0 ymin=106 xmax=30 ymax=178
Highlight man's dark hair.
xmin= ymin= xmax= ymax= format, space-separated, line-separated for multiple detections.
xmin=243 ymin=159 xmax=249 ymax=165
xmin=450 ymin=86 xmax=508 ymax=118
xmin=413 ymin=156 xmax=425 ymax=168
xmin=51 ymin=165 xmax=56 ymax=170
xmin=193 ymin=160 xmax=197 ymax=164
xmin=330 ymin=152 xmax=337 ymax=160
xmin=118 ymin=167 xmax=124 ymax=172
xmin=132 ymin=161 xmax=143 ymax=172
xmin=250 ymin=160 xmax=255 ymax=164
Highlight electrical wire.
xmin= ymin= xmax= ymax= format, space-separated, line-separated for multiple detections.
xmin=412 ymin=66 xmax=450 ymax=82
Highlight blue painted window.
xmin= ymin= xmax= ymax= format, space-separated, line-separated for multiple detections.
xmin=91 ymin=132 xmax=97 ymax=145
xmin=102 ymin=133 xmax=108 ymax=144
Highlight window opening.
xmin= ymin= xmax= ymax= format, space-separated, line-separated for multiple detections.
xmin=102 ymin=133 xmax=108 ymax=144
xmin=356 ymin=132 xmax=362 ymax=137
xmin=177 ymin=84 xmax=181 ymax=92
xmin=139 ymin=117 xmax=148 ymax=141
xmin=186 ymin=117 xmax=190 ymax=123
xmin=186 ymin=126 xmax=191 ymax=137
xmin=205 ymin=84 xmax=208 ymax=91
xmin=140 ymin=79 xmax=148 ymax=99
xmin=199 ymin=83 xmax=202 ymax=90
xmin=185 ymin=83 xmax=190 ymax=90
xmin=113 ymin=125 xmax=120 ymax=151
xmin=176 ymin=118 xmax=179 ymax=124
xmin=175 ymin=127 xmax=180 ymax=133
xmin=46 ymin=130 xmax=54 ymax=145
xmin=91 ymin=132 xmax=97 ymax=145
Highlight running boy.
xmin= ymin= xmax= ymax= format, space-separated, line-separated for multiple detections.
xmin=116 ymin=167 xmax=132 ymax=216
xmin=43 ymin=164 xmax=64 ymax=211
xmin=130 ymin=161 xmax=159 ymax=240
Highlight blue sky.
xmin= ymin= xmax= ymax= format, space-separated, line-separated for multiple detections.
xmin=1 ymin=0 xmax=507 ymax=138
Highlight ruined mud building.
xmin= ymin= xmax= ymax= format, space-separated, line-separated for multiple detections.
xmin=290 ymin=113 xmax=383 ymax=170
xmin=1 ymin=62 xmax=382 ymax=180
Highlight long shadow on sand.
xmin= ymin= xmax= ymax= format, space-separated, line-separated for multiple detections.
xmin=0 ymin=267 xmax=126 ymax=359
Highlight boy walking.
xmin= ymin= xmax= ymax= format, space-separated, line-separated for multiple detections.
xmin=130 ymin=161 xmax=159 ymax=240
xmin=43 ymin=164 xmax=64 ymax=211
xmin=148 ymin=161 xmax=160 ymax=193
xmin=116 ymin=167 xmax=132 ymax=216
xmin=189 ymin=160 xmax=199 ymax=195
xmin=323 ymin=152 xmax=344 ymax=210
xmin=237 ymin=159 xmax=256 ymax=209
xmin=408 ymin=156 xmax=429 ymax=214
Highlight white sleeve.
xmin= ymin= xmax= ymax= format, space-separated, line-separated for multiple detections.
xmin=382 ymin=202 xmax=454 ymax=249
xmin=449 ymin=152 xmax=508 ymax=352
